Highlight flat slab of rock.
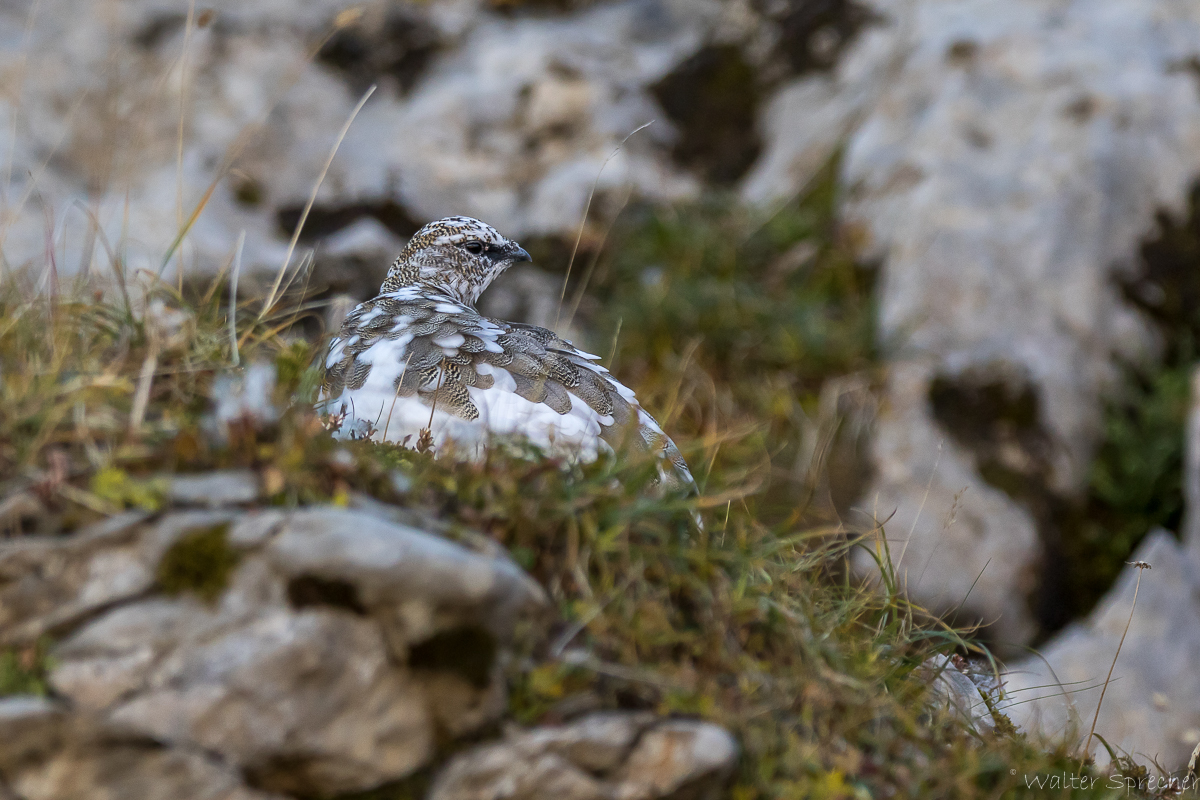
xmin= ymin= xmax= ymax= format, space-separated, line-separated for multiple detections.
xmin=429 ymin=712 xmax=738 ymax=800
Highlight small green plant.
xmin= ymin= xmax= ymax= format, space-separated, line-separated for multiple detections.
xmin=0 ymin=639 xmax=54 ymax=696
xmin=1053 ymin=356 xmax=1192 ymax=626
xmin=156 ymin=523 xmax=240 ymax=603
xmin=90 ymin=467 xmax=169 ymax=511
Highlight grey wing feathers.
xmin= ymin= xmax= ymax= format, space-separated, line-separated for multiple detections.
xmin=323 ymin=293 xmax=694 ymax=489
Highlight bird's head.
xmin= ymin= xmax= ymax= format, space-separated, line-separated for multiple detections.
xmin=380 ymin=215 xmax=532 ymax=305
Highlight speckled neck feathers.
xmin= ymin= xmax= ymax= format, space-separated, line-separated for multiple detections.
xmin=380 ymin=215 xmax=531 ymax=306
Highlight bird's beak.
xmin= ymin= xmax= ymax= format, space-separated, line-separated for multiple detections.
xmin=507 ymin=244 xmax=532 ymax=263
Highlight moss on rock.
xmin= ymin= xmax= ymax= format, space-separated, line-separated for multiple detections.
xmin=157 ymin=523 xmax=240 ymax=604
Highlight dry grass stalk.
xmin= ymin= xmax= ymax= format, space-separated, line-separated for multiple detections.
xmin=229 ymin=230 xmax=246 ymax=366
xmin=159 ymin=14 xmax=364 ymax=279
xmin=173 ymin=0 xmax=198 ymax=291
xmin=128 ymin=326 xmax=160 ymax=431
xmin=554 ymin=121 xmax=653 ymax=332
xmin=561 ymin=182 xmax=634 ymax=331
xmin=260 ymin=83 xmax=377 ymax=319
xmin=1080 ymin=559 xmax=1151 ymax=769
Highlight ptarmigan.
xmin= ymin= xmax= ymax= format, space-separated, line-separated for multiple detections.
xmin=320 ymin=215 xmax=694 ymax=490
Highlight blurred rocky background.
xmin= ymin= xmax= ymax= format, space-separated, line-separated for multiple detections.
xmin=4 ymin=0 xmax=1200 ymax=785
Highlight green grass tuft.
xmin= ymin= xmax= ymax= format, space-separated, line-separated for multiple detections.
xmin=581 ymin=164 xmax=878 ymax=526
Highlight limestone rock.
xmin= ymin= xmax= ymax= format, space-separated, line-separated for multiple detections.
xmin=376 ymin=0 xmax=707 ymax=239
xmin=0 ymin=697 xmax=279 ymax=800
xmin=0 ymin=697 xmax=72 ymax=773
xmin=1004 ymin=530 xmax=1200 ymax=770
xmin=919 ymin=654 xmax=1000 ymax=735
xmin=616 ymin=720 xmax=740 ymax=800
xmin=34 ymin=502 xmax=545 ymax=795
xmin=0 ymin=0 xmax=727 ymax=288
xmin=265 ymin=507 xmax=546 ymax=643
xmin=227 ymin=510 xmax=287 ymax=548
xmin=0 ymin=510 xmax=238 ymax=646
xmin=746 ymin=0 xmax=1200 ymax=645
xmin=741 ymin=0 xmax=904 ymax=204
xmin=312 ymin=218 xmax=409 ymax=299
xmin=428 ymin=712 xmax=738 ymax=800
xmin=10 ymin=744 xmax=280 ymax=800
xmin=856 ymin=362 xmax=1044 ymax=646
xmin=53 ymin=595 xmax=434 ymax=794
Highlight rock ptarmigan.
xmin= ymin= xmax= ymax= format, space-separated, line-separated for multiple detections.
xmin=320 ymin=215 xmax=694 ymax=490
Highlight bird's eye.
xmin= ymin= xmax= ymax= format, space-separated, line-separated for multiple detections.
xmin=464 ymin=241 xmax=483 ymax=254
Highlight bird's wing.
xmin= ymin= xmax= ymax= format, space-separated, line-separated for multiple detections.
xmin=323 ymin=291 xmax=694 ymax=490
